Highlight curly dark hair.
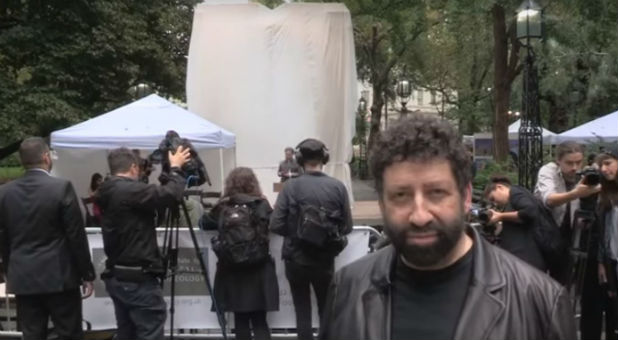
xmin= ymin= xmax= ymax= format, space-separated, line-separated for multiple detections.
xmin=369 ymin=114 xmax=471 ymax=196
xmin=223 ymin=167 xmax=262 ymax=197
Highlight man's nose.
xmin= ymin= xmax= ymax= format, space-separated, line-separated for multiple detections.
xmin=408 ymin=196 xmax=433 ymax=227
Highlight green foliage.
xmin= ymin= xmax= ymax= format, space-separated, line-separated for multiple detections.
xmin=0 ymin=0 xmax=200 ymax=148
xmin=0 ymin=166 xmax=24 ymax=182
xmin=0 ymin=153 xmax=20 ymax=167
xmin=473 ymin=160 xmax=517 ymax=192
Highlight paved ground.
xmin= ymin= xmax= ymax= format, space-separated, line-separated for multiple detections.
xmin=351 ymin=178 xmax=382 ymax=226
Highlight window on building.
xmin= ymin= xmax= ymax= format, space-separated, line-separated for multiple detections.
xmin=430 ymin=90 xmax=437 ymax=105
xmin=417 ymin=90 xmax=424 ymax=106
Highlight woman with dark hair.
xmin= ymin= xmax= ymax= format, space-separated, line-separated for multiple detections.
xmin=88 ymin=173 xmax=103 ymax=196
xmin=596 ymin=146 xmax=618 ymax=297
xmin=88 ymin=172 xmax=103 ymax=224
xmin=484 ymin=175 xmax=547 ymax=270
xmin=200 ymin=167 xmax=278 ymax=340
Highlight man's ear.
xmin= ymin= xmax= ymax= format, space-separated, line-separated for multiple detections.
xmin=463 ymin=183 xmax=472 ymax=212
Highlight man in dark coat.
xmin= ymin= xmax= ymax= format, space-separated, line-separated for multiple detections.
xmin=270 ymin=138 xmax=353 ymax=340
xmin=319 ymin=115 xmax=575 ymax=340
xmin=0 ymin=137 xmax=96 ymax=340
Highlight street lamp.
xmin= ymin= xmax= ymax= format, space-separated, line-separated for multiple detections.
xmin=516 ymin=0 xmax=544 ymax=190
xmin=127 ymin=83 xmax=153 ymax=99
xmin=356 ymin=96 xmax=369 ymax=178
xmin=358 ymin=97 xmax=367 ymax=113
xmin=396 ymin=80 xmax=412 ymax=118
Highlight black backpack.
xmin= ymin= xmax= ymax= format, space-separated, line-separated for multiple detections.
xmin=533 ymin=199 xmax=567 ymax=265
xmin=296 ymin=203 xmax=347 ymax=256
xmin=211 ymin=197 xmax=269 ymax=266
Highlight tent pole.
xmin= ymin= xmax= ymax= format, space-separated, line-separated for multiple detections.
xmin=219 ymin=149 xmax=225 ymax=195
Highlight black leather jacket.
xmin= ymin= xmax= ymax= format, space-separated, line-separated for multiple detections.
xmin=319 ymin=226 xmax=576 ymax=340
xmin=95 ymin=170 xmax=186 ymax=274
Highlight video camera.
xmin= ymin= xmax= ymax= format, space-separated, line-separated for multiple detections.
xmin=469 ymin=207 xmax=499 ymax=244
xmin=576 ymin=167 xmax=601 ymax=186
xmin=149 ymin=130 xmax=211 ymax=187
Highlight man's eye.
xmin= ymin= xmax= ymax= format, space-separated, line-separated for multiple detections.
xmin=429 ymin=189 xmax=447 ymax=198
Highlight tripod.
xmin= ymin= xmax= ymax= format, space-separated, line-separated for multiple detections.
xmin=160 ymin=196 xmax=227 ymax=340
xmin=567 ymin=209 xmax=596 ymax=312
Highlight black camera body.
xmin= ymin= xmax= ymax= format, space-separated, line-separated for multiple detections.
xmin=577 ymin=167 xmax=601 ymax=186
xmin=469 ymin=207 xmax=499 ymax=244
xmin=470 ymin=208 xmax=493 ymax=224
xmin=149 ymin=130 xmax=211 ymax=187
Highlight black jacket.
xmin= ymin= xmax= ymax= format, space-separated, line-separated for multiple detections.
xmin=0 ymin=170 xmax=95 ymax=294
xmin=319 ymin=226 xmax=576 ymax=340
xmin=95 ymin=171 xmax=185 ymax=274
xmin=201 ymin=194 xmax=279 ymax=312
xmin=500 ymin=185 xmax=546 ymax=270
xmin=269 ymin=171 xmax=353 ymax=266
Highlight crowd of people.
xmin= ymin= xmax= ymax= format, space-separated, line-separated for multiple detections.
xmin=0 ymin=114 xmax=616 ymax=340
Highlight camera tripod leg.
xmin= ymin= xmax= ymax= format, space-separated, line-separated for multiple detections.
xmin=179 ymin=200 xmax=228 ymax=340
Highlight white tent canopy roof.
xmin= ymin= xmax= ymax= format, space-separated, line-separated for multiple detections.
xmin=51 ymin=94 xmax=235 ymax=150
xmin=508 ymin=119 xmax=557 ymax=138
xmin=556 ymin=110 xmax=618 ymax=143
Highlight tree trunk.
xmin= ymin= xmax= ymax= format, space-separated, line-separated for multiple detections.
xmin=492 ymin=4 xmax=510 ymax=163
xmin=367 ymin=84 xmax=384 ymax=154
xmin=545 ymin=94 xmax=569 ymax=133
xmin=0 ymin=140 xmax=22 ymax=161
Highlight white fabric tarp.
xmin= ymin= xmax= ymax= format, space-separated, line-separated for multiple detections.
xmin=186 ymin=3 xmax=357 ymax=205
xmin=50 ymin=94 xmax=236 ymax=198
xmin=555 ymin=110 xmax=618 ymax=143
xmin=508 ymin=119 xmax=557 ymax=145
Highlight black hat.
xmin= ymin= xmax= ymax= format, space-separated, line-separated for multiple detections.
xmin=603 ymin=144 xmax=618 ymax=159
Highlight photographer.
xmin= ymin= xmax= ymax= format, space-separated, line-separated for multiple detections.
xmin=535 ymin=141 xmax=600 ymax=284
xmin=484 ymin=176 xmax=546 ymax=270
xmin=95 ymin=146 xmax=190 ymax=340
xmin=596 ymin=146 xmax=618 ymax=331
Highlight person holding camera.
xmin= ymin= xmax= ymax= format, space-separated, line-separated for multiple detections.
xmin=596 ymin=146 xmax=618 ymax=330
xmin=200 ymin=167 xmax=278 ymax=340
xmin=0 ymin=137 xmax=95 ymax=340
xmin=269 ymin=138 xmax=353 ymax=340
xmin=95 ymin=146 xmax=190 ymax=340
xmin=484 ymin=176 xmax=547 ymax=270
xmin=534 ymin=141 xmax=601 ymax=284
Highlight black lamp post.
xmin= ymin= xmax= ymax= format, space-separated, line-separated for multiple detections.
xmin=516 ymin=0 xmax=544 ymax=190
xmin=357 ymin=96 xmax=369 ymax=178
xmin=396 ymin=80 xmax=412 ymax=118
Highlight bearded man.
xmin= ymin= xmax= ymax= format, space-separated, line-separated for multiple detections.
xmin=318 ymin=115 xmax=576 ymax=340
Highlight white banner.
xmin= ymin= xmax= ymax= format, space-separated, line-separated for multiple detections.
xmin=83 ymin=228 xmax=373 ymax=330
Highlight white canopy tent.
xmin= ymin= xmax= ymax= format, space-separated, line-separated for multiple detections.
xmin=555 ymin=111 xmax=618 ymax=143
xmin=508 ymin=119 xmax=557 ymax=145
xmin=50 ymin=94 xmax=236 ymax=199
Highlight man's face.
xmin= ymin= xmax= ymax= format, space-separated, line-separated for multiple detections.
xmin=600 ymin=157 xmax=618 ymax=181
xmin=557 ymin=152 xmax=584 ymax=182
xmin=379 ymin=158 xmax=471 ymax=268
xmin=486 ymin=184 xmax=509 ymax=207
xmin=285 ymin=150 xmax=293 ymax=161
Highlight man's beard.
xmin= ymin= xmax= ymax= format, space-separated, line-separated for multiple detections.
xmin=384 ymin=206 xmax=466 ymax=268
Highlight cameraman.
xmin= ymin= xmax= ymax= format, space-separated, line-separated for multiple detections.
xmin=95 ymin=146 xmax=190 ymax=340
xmin=484 ymin=176 xmax=546 ymax=271
xmin=534 ymin=141 xmax=600 ymax=284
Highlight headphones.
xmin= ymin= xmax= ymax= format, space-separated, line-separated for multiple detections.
xmin=295 ymin=138 xmax=329 ymax=167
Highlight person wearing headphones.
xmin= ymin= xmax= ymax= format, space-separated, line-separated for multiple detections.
xmin=269 ymin=138 xmax=353 ymax=340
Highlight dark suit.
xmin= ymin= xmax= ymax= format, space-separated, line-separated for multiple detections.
xmin=0 ymin=169 xmax=95 ymax=340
